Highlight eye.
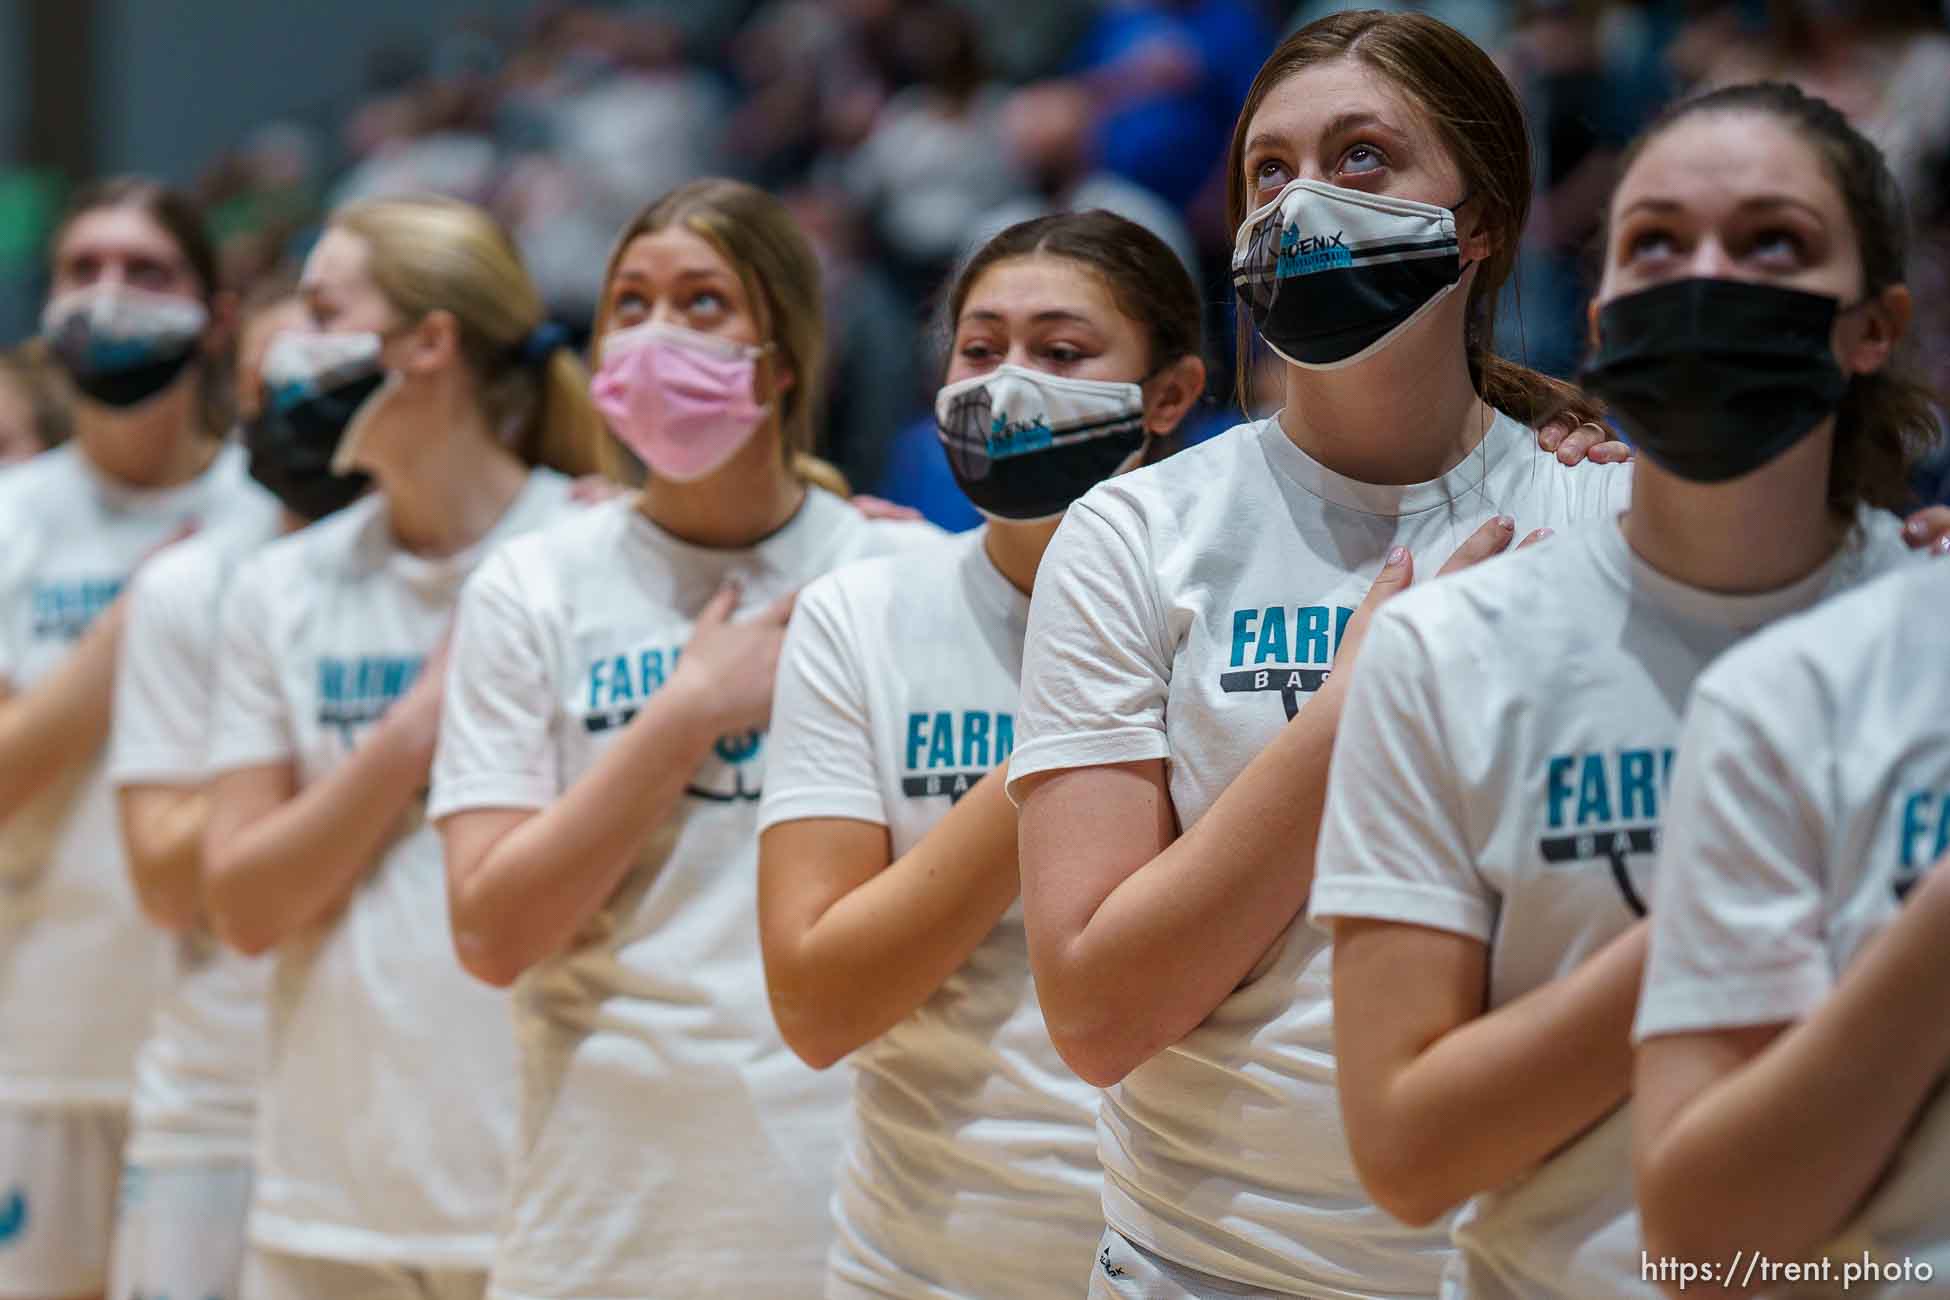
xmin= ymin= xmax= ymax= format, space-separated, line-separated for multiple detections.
xmin=610 ymin=291 xmax=649 ymax=323
xmin=1252 ymin=157 xmax=1292 ymax=196
xmin=1338 ymin=143 xmax=1388 ymax=177
xmin=127 ymin=261 xmax=173 ymax=290
xmin=687 ymin=290 xmax=727 ymax=315
xmin=957 ymin=338 xmax=998 ymax=363
xmin=1042 ymin=342 xmax=1086 ymax=366
xmin=1747 ymin=226 xmax=1808 ymax=266
xmin=1624 ymin=227 xmax=1678 ymax=263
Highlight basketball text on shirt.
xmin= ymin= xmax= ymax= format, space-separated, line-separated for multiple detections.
xmin=580 ymin=643 xmax=763 ymax=802
xmin=1894 ymin=787 xmax=1950 ymax=899
xmin=902 ymin=709 xmax=1014 ymax=804
xmin=317 ymin=654 xmax=424 ymax=743
xmin=32 ymin=577 xmax=123 ymax=641
xmin=1222 ymin=603 xmax=1355 ymax=719
xmin=1540 ymin=747 xmax=1676 ymax=916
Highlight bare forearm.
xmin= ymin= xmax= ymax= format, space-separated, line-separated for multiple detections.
xmin=207 ymin=726 xmax=429 ymax=954
xmin=0 ymin=603 xmax=125 ymax=818
xmin=1370 ymin=924 xmax=1644 ymax=1221
xmin=122 ymin=789 xmax=210 ymax=932
xmin=452 ymin=684 xmax=721 ymax=984
xmin=1641 ymin=879 xmax=1950 ymax=1272
xmin=770 ymin=771 xmax=1020 ymax=1066
xmin=1042 ymin=687 xmax=1345 ymax=1081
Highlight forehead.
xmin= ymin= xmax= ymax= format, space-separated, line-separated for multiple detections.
xmin=960 ymin=254 xmax=1122 ymax=322
xmin=1615 ymin=112 xmax=1844 ymax=223
xmin=616 ymin=225 xmax=740 ymax=281
xmin=1248 ymin=57 xmax=1434 ymax=150
xmin=55 ymin=205 xmax=190 ymax=267
xmin=302 ymin=227 xmax=374 ymax=291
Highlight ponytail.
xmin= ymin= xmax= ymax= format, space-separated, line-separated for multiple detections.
xmin=792 ymin=452 xmax=852 ymax=498
xmin=517 ymin=347 xmax=610 ymax=480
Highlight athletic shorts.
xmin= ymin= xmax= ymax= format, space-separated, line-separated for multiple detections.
xmin=241 ymin=1249 xmax=488 ymax=1300
xmin=0 ymin=1106 xmax=125 ymax=1299
xmin=107 ymin=1161 xmax=252 ymax=1300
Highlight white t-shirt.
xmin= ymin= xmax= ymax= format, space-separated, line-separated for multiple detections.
xmin=1636 ymin=560 xmax=1950 ymax=1296
xmin=207 ymin=468 xmax=571 ymax=1268
xmin=1007 ymin=412 xmax=1632 ymax=1297
xmin=428 ymin=490 xmax=939 ymax=1300
xmin=758 ymin=528 xmax=1103 ymax=1300
xmin=0 ymin=441 xmax=279 ymax=1110
xmin=108 ymin=519 xmax=284 ymax=1166
xmin=1310 ymin=511 xmax=1914 ymax=1299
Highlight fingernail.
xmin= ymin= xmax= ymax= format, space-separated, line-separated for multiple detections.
xmin=1497 ymin=515 xmax=1515 ymax=531
xmin=1386 ymin=545 xmax=1408 ymax=568
xmin=1541 ymin=432 xmax=1561 ymax=450
xmin=1936 ymin=535 xmax=1950 ymax=556
xmin=1535 ymin=527 xmax=1554 ymax=541
xmin=1906 ymin=518 xmax=1926 ymax=538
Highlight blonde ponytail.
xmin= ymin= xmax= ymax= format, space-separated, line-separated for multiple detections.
xmin=792 ymin=452 xmax=851 ymax=497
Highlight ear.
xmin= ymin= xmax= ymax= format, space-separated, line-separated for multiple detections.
xmin=1460 ymin=219 xmax=1495 ymax=266
xmin=1838 ymin=283 xmax=1911 ymax=378
xmin=402 ymin=308 xmax=462 ymax=376
xmin=760 ymin=349 xmax=795 ymax=402
xmin=1141 ymin=354 xmax=1208 ymax=437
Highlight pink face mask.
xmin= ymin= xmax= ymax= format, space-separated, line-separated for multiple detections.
xmin=591 ymin=322 xmax=770 ymax=482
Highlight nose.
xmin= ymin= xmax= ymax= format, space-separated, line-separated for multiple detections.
xmin=1003 ymin=342 xmax=1036 ymax=369
xmin=1686 ymin=239 xmax=1739 ymax=280
xmin=647 ymin=300 xmax=684 ymax=328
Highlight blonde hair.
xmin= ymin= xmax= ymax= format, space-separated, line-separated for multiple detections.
xmin=594 ymin=178 xmax=850 ymax=494
xmin=330 ymin=195 xmax=607 ymax=478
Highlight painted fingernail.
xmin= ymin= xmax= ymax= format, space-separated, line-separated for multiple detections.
xmin=1386 ymin=545 xmax=1408 ymax=567
xmin=1497 ymin=515 xmax=1515 ymax=531
xmin=1907 ymin=517 xmax=1927 ymax=537
xmin=1534 ymin=527 xmax=1554 ymax=541
xmin=1936 ymin=535 xmax=1950 ymax=556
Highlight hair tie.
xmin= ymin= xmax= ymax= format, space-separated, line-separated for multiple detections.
xmin=516 ymin=319 xmax=569 ymax=368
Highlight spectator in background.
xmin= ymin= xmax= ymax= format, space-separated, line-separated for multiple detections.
xmin=1496 ymin=0 xmax=1654 ymax=379
xmin=842 ymin=2 xmax=1029 ymax=303
xmin=0 ymin=345 xmax=73 ymax=466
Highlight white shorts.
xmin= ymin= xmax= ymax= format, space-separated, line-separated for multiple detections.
xmin=1089 ymin=1229 xmax=1294 ymax=1300
xmin=0 ymin=1107 xmax=125 ymax=1299
xmin=241 ymin=1249 xmax=487 ymax=1300
xmin=107 ymin=1161 xmax=252 ymax=1300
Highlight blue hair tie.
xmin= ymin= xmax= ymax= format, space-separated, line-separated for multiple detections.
xmin=517 ymin=319 xmax=569 ymax=367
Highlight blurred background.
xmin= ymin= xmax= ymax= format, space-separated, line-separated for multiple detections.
xmin=2 ymin=0 xmax=1947 ymax=523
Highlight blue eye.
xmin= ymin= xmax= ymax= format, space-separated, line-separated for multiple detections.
xmin=1340 ymin=144 xmax=1386 ymax=175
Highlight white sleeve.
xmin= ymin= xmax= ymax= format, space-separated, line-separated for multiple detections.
xmin=206 ymin=560 xmax=296 ymax=775
xmin=427 ymin=550 xmax=561 ymax=820
xmin=1005 ymin=498 xmax=1173 ymax=801
xmin=1634 ymin=684 xmax=1832 ymax=1041
xmin=108 ymin=551 xmax=219 ymax=787
xmin=757 ymin=576 xmax=885 ymax=834
xmin=1308 ymin=604 xmax=1495 ymax=941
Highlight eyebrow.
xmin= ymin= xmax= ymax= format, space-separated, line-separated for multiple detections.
xmin=1624 ymin=193 xmax=1829 ymax=218
xmin=616 ymin=266 xmax=733 ymax=284
xmin=962 ymin=308 xmax=1097 ymax=325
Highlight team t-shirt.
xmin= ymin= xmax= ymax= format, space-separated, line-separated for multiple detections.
xmin=1007 ymin=412 xmax=1632 ymax=1296
xmin=207 ymin=468 xmax=571 ymax=1268
xmin=428 ymin=489 xmax=939 ymax=1300
xmin=1310 ymin=510 xmax=1914 ymax=1298
xmin=108 ymin=518 xmax=284 ymax=1166
xmin=0 ymin=441 xmax=279 ymax=1109
xmin=758 ymin=528 xmax=1103 ymax=1300
xmin=1636 ymin=560 xmax=1950 ymax=1295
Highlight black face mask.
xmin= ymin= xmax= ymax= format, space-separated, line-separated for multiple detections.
xmin=1580 ymin=278 xmax=1851 ymax=484
xmin=241 ymin=374 xmax=379 ymax=521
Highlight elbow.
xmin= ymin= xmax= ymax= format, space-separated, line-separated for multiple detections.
xmin=1044 ymin=1019 xmax=1148 ymax=1088
xmin=1346 ymin=1125 xmax=1468 ymax=1229
xmin=202 ymin=858 xmax=283 ymax=958
xmin=129 ymin=871 xmax=198 ymax=935
xmin=447 ymin=880 xmax=536 ymax=989
xmin=775 ymin=1020 xmax=850 ymax=1072
xmin=765 ymin=980 xmax=860 ymax=1072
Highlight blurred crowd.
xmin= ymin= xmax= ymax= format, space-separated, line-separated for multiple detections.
xmin=6 ymin=0 xmax=1950 ymax=519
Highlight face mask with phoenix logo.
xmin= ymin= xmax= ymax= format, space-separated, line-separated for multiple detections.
xmin=933 ymin=364 xmax=1151 ymax=522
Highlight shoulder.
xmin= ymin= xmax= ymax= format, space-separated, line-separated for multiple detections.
xmin=800 ymin=528 xmax=972 ymax=623
xmin=233 ymin=492 xmax=381 ymax=591
xmin=1384 ymin=527 xmax=1598 ymax=648
xmin=128 ymin=533 xmax=233 ymax=611
xmin=0 ymin=444 xmax=83 ymax=520
xmin=1086 ymin=419 xmax=1261 ymax=524
xmin=1698 ymin=557 xmax=1938 ymax=724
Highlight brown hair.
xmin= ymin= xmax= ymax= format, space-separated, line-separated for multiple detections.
xmin=594 ymin=178 xmax=851 ymax=495
xmin=0 ymin=343 xmax=73 ymax=452
xmin=1611 ymin=82 xmax=1940 ymax=517
xmin=1224 ymin=10 xmax=1597 ymax=426
xmin=946 ymin=210 xmax=1203 ymax=378
xmin=329 ymin=195 xmax=607 ymax=478
xmin=50 ymin=176 xmax=230 ymax=435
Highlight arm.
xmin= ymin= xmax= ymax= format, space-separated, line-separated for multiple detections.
xmin=1635 ymin=864 xmax=1950 ymax=1294
xmin=203 ymin=672 xmax=440 ymax=956
xmin=759 ymin=768 xmax=1019 ymax=1069
xmin=439 ymin=581 xmax=792 ymax=988
xmin=1334 ymin=918 xmax=1645 ymax=1226
xmin=1019 ymin=521 xmax=1530 ymax=1087
xmin=0 ymin=599 xmax=126 ymax=821
xmin=117 ymin=785 xmax=209 ymax=932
